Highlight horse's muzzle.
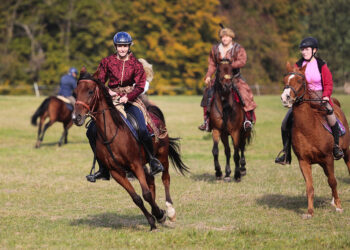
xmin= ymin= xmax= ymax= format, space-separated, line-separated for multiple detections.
xmin=281 ymin=88 xmax=293 ymax=108
xmin=72 ymin=112 xmax=85 ymax=126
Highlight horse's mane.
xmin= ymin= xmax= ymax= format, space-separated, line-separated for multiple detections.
xmin=78 ymin=71 xmax=125 ymax=129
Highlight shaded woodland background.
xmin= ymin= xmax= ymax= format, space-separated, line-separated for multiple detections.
xmin=1 ymin=0 xmax=349 ymax=95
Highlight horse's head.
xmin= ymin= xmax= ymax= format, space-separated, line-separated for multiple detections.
xmin=217 ymin=59 xmax=234 ymax=93
xmin=281 ymin=62 xmax=307 ymax=108
xmin=72 ymin=67 xmax=100 ymax=126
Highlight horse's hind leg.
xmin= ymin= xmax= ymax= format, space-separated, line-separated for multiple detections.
xmin=109 ymin=170 xmax=157 ymax=230
xmin=158 ymin=155 xmax=176 ymax=222
xmin=220 ymin=133 xmax=231 ymax=181
xmin=133 ymin=165 xmax=166 ymax=224
xmin=212 ymin=129 xmax=223 ymax=179
xmin=320 ymin=161 xmax=343 ymax=213
xmin=239 ymin=142 xmax=247 ymax=176
xmin=35 ymin=116 xmax=48 ymax=148
xmin=343 ymin=147 xmax=350 ymax=175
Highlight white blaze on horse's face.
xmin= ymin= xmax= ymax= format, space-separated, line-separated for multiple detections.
xmin=281 ymin=74 xmax=295 ymax=108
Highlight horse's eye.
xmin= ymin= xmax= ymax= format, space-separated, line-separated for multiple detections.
xmin=88 ymin=90 xmax=94 ymax=95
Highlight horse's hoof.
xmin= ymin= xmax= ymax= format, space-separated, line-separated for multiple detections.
xmin=157 ymin=209 xmax=167 ymax=224
xmin=223 ymin=177 xmax=231 ymax=182
xmin=336 ymin=208 xmax=343 ymax=213
xmin=240 ymin=170 xmax=246 ymax=176
xmin=166 ymin=202 xmax=176 ymax=222
xmin=150 ymin=225 xmax=158 ymax=231
xmin=234 ymin=177 xmax=241 ymax=183
xmin=216 ymin=176 xmax=223 ymax=181
xmin=301 ymin=213 xmax=313 ymax=220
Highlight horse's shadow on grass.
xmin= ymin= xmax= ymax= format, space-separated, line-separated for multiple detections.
xmin=256 ymin=194 xmax=332 ymax=214
xmin=70 ymin=212 xmax=148 ymax=230
xmin=338 ymin=176 xmax=350 ymax=184
xmin=37 ymin=140 xmax=87 ymax=147
xmin=190 ymin=173 xmax=221 ymax=183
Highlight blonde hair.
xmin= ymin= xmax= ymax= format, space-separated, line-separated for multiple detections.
xmin=219 ymin=28 xmax=235 ymax=39
xmin=138 ymin=58 xmax=154 ymax=83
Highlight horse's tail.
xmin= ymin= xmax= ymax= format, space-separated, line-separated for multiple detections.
xmin=31 ymin=97 xmax=51 ymax=126
xmin=241 ymin=127 xmax=254 ymax=146
xmin=168 ymin=137 xmax=190 ymax=175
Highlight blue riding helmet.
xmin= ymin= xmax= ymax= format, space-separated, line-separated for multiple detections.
xmin=69 ymin=67 xmax=78 ymax=75
xmin=299 ymin=37 xmax=319 ymax=49
xmin=113 ymin=32 xmax=132 ymax=45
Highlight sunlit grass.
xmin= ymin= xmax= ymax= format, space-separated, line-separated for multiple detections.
xmin=0 ymin=95 xmax=350 ymax=249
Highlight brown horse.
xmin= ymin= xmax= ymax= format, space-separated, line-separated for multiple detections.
xmin=72 ymin=68 xmax=188 ymax=230
xmin=281 ymin=63 xmax=350 ymax=218
xmin=31 ymin=96 xmax=73 ymax=148
xmin=209 ymin=59 xmax=252 ymax=182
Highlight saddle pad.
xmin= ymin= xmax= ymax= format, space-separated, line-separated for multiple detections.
xmin=120 ymin=113 xmax=140 ymax=142
xmin=321 ymin=117 xmax=346 ymax=136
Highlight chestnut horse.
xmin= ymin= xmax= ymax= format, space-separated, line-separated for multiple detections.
xmin=209 ymin=59 xmax=252 ymax=182
xmin=31 ymin=96 xmax=73 ymax=148
xmin=281 ymin=63 xmax=350 ymax=218
xmin=72 ymin=68 xmax=188 ymax=230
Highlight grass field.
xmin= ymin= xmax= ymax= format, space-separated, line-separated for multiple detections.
xmin=1 ymin=95 xmax=350 ymax=249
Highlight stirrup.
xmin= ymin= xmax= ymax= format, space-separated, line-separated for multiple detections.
xmin=275 ymin=150 xmax=289 ymax=165
xmin=333 ymin=145 xmax=344 ymax=160
xmin=149 ymin=158 xmax=164 ymax=176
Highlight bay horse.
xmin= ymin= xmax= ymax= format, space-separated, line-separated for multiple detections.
xmin=209 ymin=59 xmax=252 ymax=182
xmin=72 ymin=68 xmax=188 ymax=230
xmin=281 ymin=62 xmax=350 ymax=218
xmin=31 ymin=96 xmax=73 ymax=148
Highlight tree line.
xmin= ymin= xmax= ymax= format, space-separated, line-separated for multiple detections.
xmin=0 ymin=0 xmax=349 ymax=95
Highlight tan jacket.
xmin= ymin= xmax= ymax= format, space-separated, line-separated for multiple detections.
xmin=205 ymin=43 xmax=256 ymax=112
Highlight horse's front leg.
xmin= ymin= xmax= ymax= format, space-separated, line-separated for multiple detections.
xmin=220 ymin=133 xmax=231 ymax=181
xmin=212 ymin=129 xmax=222 ymax=180
xmin=109 ymin=169 xmax=157 ymax=230
xmin=299 ymin=160 xmax=314 ymax=218
xmin=231 ymin=131 xmax=241 ymax=182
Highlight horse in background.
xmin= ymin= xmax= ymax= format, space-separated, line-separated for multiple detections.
xmin=281 ymin=62 xmax=350 ymax=218
xmin=31 ymin=96 xmax=73 ymax=148
xmin=209 ymin=59 xmax=253 ymax=182
xmin=73 ymin=68 xmax=189 ymax=230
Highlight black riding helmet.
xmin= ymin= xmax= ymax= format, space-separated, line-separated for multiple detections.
xmin=299 ymin=37 xmax=318 ymax=49
xmin=299 ymin=37 xmax=318 ymax=61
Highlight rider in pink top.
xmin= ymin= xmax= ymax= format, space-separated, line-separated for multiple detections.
xmin=275 ymin=37 xmax=344 ymax=165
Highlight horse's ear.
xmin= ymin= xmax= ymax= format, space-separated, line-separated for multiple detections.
xmin=286 ymin=62 xmax=293 ymax=72
xmin=92 ymin=68 xmax=100 ymax=79
xmin=300 ymin=64 xmax=307 ymax=74
xmin=79 ymin=67 xmax=87 ymax=78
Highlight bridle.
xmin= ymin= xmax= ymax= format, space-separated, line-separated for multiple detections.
xmin=75 ymin=80 xmax=101 ymax=121
xmin=284 ymin=71 xmax=329 ymax=109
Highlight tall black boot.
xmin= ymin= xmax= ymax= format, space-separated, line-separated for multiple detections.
xmin=275 ymin=130 xmax=292 ymax=165
xmin=331 ymin=124 xmax=344 ymax=160
xmin=142 ymin=136 xmax=164 ymax=176
xmin=86 ymin=121 xmax=110 ymax=182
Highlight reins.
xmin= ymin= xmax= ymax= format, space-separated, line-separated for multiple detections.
xmin=284 ymin=72 xmax=330 ymax=109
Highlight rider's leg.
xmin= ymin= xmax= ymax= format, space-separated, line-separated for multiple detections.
xmin=125 ymin=104 xmax=164 ymax=175
xmin=325 ymin=103 xmax=344 ymax=160
xmin=275 ymin=108 xmax=293 ymax=165
xmin=199 ymin=87 xmax=213 ymax=132
xmin=86 ymin=121 xmax=110 ymax=182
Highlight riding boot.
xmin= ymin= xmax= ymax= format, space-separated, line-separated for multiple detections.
xmin=275 ymin=130 xmax=292 ymax=165
xmin=331 ymin=124 xmax=344 ymax=160
xmin=142 ymin=136 xmax=164 ymax=175
xmin=86 ymin=121 xmax=110 ymax=182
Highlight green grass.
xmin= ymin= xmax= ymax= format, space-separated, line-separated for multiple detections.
xmin=1 ymin=95 xmax=350 ymax=249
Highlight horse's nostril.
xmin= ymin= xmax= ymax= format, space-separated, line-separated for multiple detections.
xmin=287 ymin=96 xmax=290 ymax=100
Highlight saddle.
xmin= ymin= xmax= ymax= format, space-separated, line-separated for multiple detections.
xmin=56 ymin=95 xmax=74 ymax=111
